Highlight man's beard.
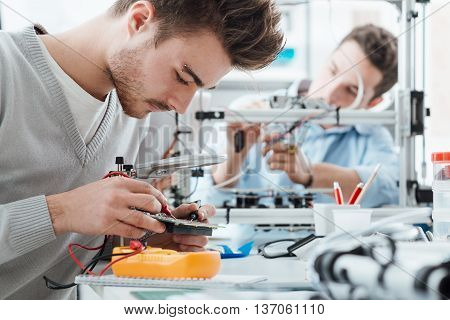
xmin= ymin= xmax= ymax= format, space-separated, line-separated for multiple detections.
xmin=107 ymin=46 xmax=170 ymax=118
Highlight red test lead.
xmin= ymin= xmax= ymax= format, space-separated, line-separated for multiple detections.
xmin=333 ymin=181 xmax=344 ymax=205
xmin=161 ymin=204 xmax=176 ymax=219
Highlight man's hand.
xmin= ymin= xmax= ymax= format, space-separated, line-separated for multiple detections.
xmin=262 ymin=137 xmax=311 ymax=185
xmin=46 ymin=177 xmax=167 ymax=238
xmin=226 ymin=122 xmax=261 ymax=157
xmin=146 ymin=203 xmax=216 ymax=252
xmin=212 ymin=122 xmax=260 ymax=187
xmin=151 ymin=175 xmax=172 ymax=192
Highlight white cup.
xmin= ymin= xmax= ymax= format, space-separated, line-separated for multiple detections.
xmin=313 ymin=204 xmax=361 ymax=236
xmin=332 ymin=208 xmax=373 ymax=234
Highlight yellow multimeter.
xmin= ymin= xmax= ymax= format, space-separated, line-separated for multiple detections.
xmin=111 ymin=247 xmax=221 ymax=279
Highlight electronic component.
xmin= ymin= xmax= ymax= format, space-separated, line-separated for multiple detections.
xmin=235 ymin=192 xmax=261 ymax=208
xmin=151 ymin=214 xmax=219 ymax=236
xmin=188 ymin=211 xmax=199 ymax=221
xmin=274 ymin=194 xmax=284 ymax=208
xmin=116 ymin=156 xmax=124 ymax=172
xmin=221 ymin=189 xmax=315 ymax=209
xmin=134 ymin=207 xmax=220 ymax=237
xmin=288 ymin=193 xmax=314 ymax=208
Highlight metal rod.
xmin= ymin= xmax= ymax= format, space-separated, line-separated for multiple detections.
xmin=421 ymin=2 xmax=427 ymax=181
xmin=210 ymin=207 xmax=431 ymax=225
xmin=397 ymin=0 xmax=415 ymax=207
xmin=220 ymin=109 xmax=397 ymax=125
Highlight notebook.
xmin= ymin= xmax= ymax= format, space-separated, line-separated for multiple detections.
xmin=75 ymin=274 xmax=267 ymax=290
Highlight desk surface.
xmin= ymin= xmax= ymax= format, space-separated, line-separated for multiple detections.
xmin=78 ymin=254 xmax=312 ymax=300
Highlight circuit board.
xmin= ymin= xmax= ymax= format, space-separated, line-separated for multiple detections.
xmin=151 ymin=213 xmax=220 ymax=236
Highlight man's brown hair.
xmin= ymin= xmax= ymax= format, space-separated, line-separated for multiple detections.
xmin=340 ymin=24 xmax=398 ymax=99
xmin=110 ymin=0 xmax=285 ymax=71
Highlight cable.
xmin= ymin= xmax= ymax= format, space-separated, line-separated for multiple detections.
xmin=182 ymin=175 xmax=199 ymax=200
xmin=268 ymin=107 xmax=334 ymax=146
xmin=88 ymin=236 xmax=109 ymax=272
xmin=98 ymin=246 xmax=144 ymax=276
xmin=45 ymin=172 xmax=135 ymax=289
xmin=103 ymin=171 xmax=129 ymax=179
xmin=43 ymin=252 xmax=131 ymax=290
xmin=45 ymin=242 xmax=146 ymax=290
xmin=213 ymin=171 xmax=245 ymax=189
xmin=68 ymin=239 xmax=110 ymax=275
xmin=259 ymin=234 xmax=319 ymax=259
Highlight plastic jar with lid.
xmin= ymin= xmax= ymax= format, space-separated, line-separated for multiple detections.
xmin=431 ymin=152 xmax=450 ymax=240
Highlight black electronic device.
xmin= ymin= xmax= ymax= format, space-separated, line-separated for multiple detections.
xmin=151 ymin=213 xmax=219 ymax=236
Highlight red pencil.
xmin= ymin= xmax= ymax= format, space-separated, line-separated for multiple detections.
xmin=348 ymin=182 xmax=364 ymax=205
xmin=333 ymin=182 xmax=344 ymax=205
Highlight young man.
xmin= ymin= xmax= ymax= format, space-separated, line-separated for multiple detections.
xmin=208 ymin=24 xmax=399 ymax=208
xmin=0 ymin=0 xmax=284 ymax=299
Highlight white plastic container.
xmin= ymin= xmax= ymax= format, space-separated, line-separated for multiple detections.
xmin=432 ymin=209 xmax=450 ymax=241
xmin=332 ymin=209 xmax=373 ymax=234
xmin=313 ymin=204 xmax=360 ymax=236
xmin=431 ymin=152 xmax=450 ymax=240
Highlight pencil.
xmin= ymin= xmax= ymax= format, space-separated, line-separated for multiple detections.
xmin=354 ymin=164 xmax=381 ymax=205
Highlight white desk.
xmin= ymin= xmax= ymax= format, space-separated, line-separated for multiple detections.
xmin=77 ymin=254 xmax=312 ymax=300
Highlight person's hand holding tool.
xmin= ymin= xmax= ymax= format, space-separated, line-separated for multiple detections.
xmin=46 ymin=177 xmax=168 ymax=238
xmin=227 ymin=122 xmax=261 ymax=156
xmin=212 ymin=122 xmax=261 ymax=187
xmin=262 ymin=134 xmax=313 ymax=186
xmin=226 ymin=98 xmax=269 ymax=155
xmin=146 ymin=202 xmax=216 ymax=252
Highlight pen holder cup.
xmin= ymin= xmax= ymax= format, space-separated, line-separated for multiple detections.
xmin=332 ymin=208 xmax=373 ymax=235
xmin=313 ymin=204 xmax=362 ymax=236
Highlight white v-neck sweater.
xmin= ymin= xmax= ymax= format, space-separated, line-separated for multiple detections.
xmin=0 ymin=25 xmax=151 ymax=299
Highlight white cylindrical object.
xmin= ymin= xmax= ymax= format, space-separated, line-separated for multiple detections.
xmin=312 ymin=204 xmax=360 ymax=236
xmin=432 ymin=209 xmax=450 ymax=241
xmin=332 ymin=209 xmax=372 ymax=234
xmin=431 ymin=152 xmax=450 ymax=240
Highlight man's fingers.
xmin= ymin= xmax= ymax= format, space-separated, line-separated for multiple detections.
xmin=116 ymin=209 xmax=166 ymax=233
xmin=269 ymin=162 xmax=289 ymax=172
xmin=198 ymin=204 xmax=216 ymax=221
xmin=173 ymin=234 xmax=208 ymax=247
xmin=179 ymin=245 xmax=205 ymax=252
xmin=228 ymin=122 xmax=245 ymax=130
xmin=116 ymin=178 xmax=168 ymax=206
xmin=263 ymin=132 xmax=280 ymax=143
xmin=262 ymin=141 xmax=288 ymax=156
xmin=152 ymin=176 xmax=172 ymax=192
xmin=128 ymin=194 xmax=162 ymax=214
xmin=268 ymin=153 xmax=291 ymax=164
xmin=113 ymin=222 xmax=147 ymax=239
xmin=170 ymin=203 xmax=216 ymax=221
xmin=171 ymin=203 xmax=198 ymax=218
xmin=262 ymin=144 xmax=270 ymax=157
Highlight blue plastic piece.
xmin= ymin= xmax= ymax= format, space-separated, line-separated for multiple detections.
xmin=218 ymin=241 xmax=253 ymax=259
xmin=273 ymin=47 xmax=296 ymax=65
